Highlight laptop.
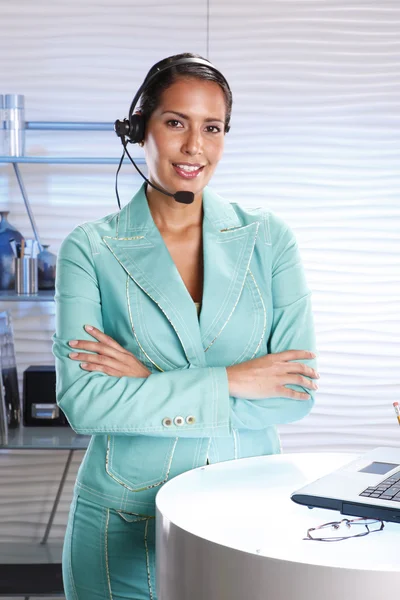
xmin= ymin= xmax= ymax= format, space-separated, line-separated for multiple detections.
xmin=291 ymin=447 xmax=400 ymax=523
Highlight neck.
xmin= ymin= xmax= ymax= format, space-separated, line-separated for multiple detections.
xmin=146 ymin=184 xmax=203 ymax=233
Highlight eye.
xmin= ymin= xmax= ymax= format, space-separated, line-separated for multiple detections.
xmin=206 ymin=125 xmax=221 ymax=133
xmin=205 ymin=125 xmax=222 ymax=134
xmin=166 ymin=119 xmax=184 ymax=128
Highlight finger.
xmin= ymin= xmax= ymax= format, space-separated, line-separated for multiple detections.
xmin=80 ymin=362 xmax=124 ymax=377
xmin=278 ymin=387 xmax=311 ymax=401
xmin=83 ymin=326 xmax=131 ymax=354
xmin=277 ymin=350 xmax=316 ymax=362
xmin=69 ymin=340 xmax=126 ymax=358
xmin=283 ymin=375 xmax=318 ymax=390
xmin=283 ymin=362 xmax=319 ymax=379
xmin=70 ymin=351 xmax=126 ymax=373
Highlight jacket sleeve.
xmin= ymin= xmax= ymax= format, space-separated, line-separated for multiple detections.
xmin=229 ymin=217 xmax=317 ymax=430
xmin=53 ymin=226 xmax=231 ymax=438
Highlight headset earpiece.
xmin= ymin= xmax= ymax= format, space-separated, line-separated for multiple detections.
xmin=114 ymin=113 xmax=145 ymax=145
xmin=128 ymin=112 xmax=145 ymax=144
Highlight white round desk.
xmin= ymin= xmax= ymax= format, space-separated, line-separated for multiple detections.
xmin=156 ymin=453 xmax=400 ymax=600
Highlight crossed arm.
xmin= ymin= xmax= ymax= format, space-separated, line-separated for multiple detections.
xmin=68 ymin=325 xmax=319 ymax=402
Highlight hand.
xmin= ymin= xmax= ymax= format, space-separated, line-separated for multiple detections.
xmin=68 ymin=325 xmax=151 ymax=378
xmin=226 ymin=350 xmax=319 ymax=401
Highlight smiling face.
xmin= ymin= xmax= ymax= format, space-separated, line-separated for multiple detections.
xmin=143 ymin=77 xmax=227 ymax=203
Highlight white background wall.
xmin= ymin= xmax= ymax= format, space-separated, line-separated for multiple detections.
xmin=0 ymin=0 xmax=399 ymax=569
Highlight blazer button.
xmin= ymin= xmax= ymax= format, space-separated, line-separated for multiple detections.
xmin=186 ymin=415 xmax=196 ymax=425
xmin=174 ymin=416 xmax=184 ymax=426
xmin=162 ymin=417 xmax=172 ymax=427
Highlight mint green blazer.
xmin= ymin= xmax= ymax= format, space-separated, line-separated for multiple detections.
xmin=53 ymin=183 xmax=317 ymax=516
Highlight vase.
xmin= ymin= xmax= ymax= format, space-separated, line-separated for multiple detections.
xmin=37 ymin=244 xmax=56 ymax=290
xmin=0 ymin=211 xmax=24 ymax=290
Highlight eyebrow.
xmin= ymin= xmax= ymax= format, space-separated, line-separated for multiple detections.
xmin=161 ymin=110 xmax=225 ymax=124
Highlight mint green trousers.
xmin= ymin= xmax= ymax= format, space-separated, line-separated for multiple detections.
xmin=63 ymin=494 xmax=157 ymax=599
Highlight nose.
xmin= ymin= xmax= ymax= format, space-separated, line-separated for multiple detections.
xmin=181 ymin=127 xmax=202 ymax=156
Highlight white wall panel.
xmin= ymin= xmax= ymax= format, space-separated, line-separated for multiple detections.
xmin=209 ymin=0 xmax=400 ymax=454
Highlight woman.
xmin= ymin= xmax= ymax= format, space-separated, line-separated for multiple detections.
xmin=53 ymin=52 xmax=319 ymax=600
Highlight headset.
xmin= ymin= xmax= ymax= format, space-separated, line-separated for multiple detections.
xmin=113 ymin=57 xmax=231 ymax=208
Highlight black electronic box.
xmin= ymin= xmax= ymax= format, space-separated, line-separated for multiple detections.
xmin=23 ymin=365 xmax=69 ymax=426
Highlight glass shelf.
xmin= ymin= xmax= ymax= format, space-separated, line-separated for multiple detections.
xmin=0 ymin=156 xmax=145 ymax=165
xmin=0 ymin=425 xmax=90 ymax=450
xmin=0 ymin=289 xmax=54 ymax=301
xmin=0 ymin=541 xmax=63 ymax=564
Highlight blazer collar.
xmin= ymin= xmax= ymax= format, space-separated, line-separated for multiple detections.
xmin=116 ymin=182 xmax=241 ymax=236
xmin=103 ymin=183 xmax=259 ymax=366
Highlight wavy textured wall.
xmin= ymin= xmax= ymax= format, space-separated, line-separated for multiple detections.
xmin=0 ymin=1 xmax=399 ymax=556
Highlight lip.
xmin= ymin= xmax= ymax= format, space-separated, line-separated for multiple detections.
xmin=172 ymin=163 xmax=206 ymax=179
xmin=172 ymin=162 xmax=206 ymax=168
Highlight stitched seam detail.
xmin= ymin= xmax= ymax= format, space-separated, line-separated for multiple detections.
xmin=75 ymin=421 xmax=229 ymax=433
xmin=116 ymin=509 xmax=154 ymax=517
xmin=203 ymin=223 xmax=260 ymax=350
xmin=144 ymin=519 xmax=154 ymax=600
xmin=126 ymin=276 xmax=164 ymax=372
xmin=108 ymin=434 xmax=174 ymax=488
xmin=230 ymin=275 xmax=260 ymax=365
xmin=134 ymin=280 xmax=177 ymax=370
xmin=104 ymin=235 xmax=146 ymax=241
xmin=74 ymin=422 xmax=229 ymax=434
xmin=264 ymin=214 xmax=272 ymax=245
xmin=105 ymin=508 xmax=113 ymax=600
xmin=192 ymin=437 xmax=201 ymax=470
xmin=100 ymin=505 xmax=108 ymax=599
xmin=67 ymin=496 xmax=79 ymax=600
xmin=103 ymin=237 xmax=195 ymax=364
xmin=116 ymin=512 xmax=149 ymax=523
xmin=105 ymin=435 xmax=178 ymax=492
xmin=205 ymin=437 xmax=212 ymax=464
xmin=202 ymin=237 xmax=246 ymax=344
xmin=75 ymin=482 xmax=155 ymax=507
xmin=232 ymin=429 xmax=238 ymax=459
xmin=248 ymin=269 xmax=267 ymax=358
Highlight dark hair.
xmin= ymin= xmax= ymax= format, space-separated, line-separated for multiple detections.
xmin=138 ymin=52 xmax=232 ymax=133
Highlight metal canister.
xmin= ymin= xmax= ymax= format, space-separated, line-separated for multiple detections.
xmin=4 ymin=94 xmax=25 ymax=157
xmin=15 ymin=257 xmax=38 ymax=295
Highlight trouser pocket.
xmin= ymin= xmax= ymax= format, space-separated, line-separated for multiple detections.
xmin=63 ymin=495 xmax=156 ymax=600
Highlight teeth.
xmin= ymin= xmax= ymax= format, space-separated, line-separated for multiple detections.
xmin=175 ymin=164 xmax=202 ymax=172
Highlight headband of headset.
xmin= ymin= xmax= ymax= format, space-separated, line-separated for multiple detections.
xmin=115 ymin=57 xmax=231 ymax=145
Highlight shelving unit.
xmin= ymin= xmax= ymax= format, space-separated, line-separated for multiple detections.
xmin=0 ymin=123 xmax=133 ymax=596
xmin=0 ymin=121 xmax=145 ymax=252
xmin=0 ymin=289 xmax=54 ymax=301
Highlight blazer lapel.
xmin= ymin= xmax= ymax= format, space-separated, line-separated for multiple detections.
xmin=103 ymin=183 xmax=261 ymax=364
xmin=200 ymin=187 xmax=260 ymax=352
xmin=103 ymin=184 xmax=206 ymax=366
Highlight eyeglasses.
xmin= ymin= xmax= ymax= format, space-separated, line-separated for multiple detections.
xmin=304 ymin=517 xmax=385 ymax=542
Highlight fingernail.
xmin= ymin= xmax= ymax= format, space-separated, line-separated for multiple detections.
xmin=69 ymin=340 xmax=78 ymax=347
xmin=85 ymin=325 xmax=94 ymax=331
xmin=69 ymin=352 xmax=78 ymax=358
xmin=80 ymin=363 xmax=89 ymax=368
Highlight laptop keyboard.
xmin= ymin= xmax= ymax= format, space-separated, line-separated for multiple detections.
xmin=360 ymin=470 xmax=400 ymax=501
